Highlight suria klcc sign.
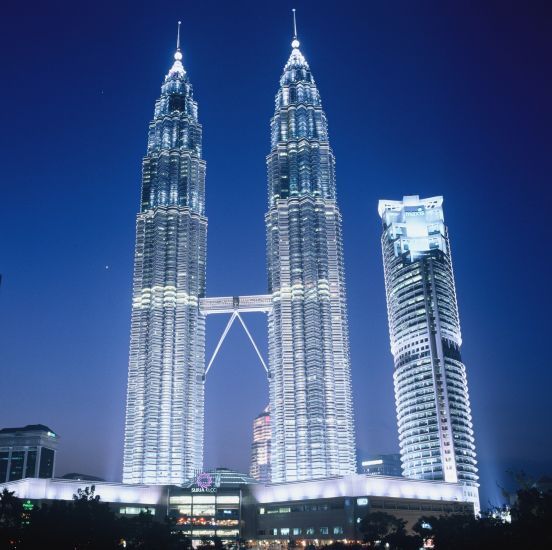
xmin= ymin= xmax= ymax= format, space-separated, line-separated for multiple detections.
xmin=192 ymin=472 xmax=216 ymax=493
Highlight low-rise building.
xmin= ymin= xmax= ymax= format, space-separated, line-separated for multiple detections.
xmin=0 ymin=469 xmax=478 ymax=547
xmin=361 ymin=454 xmax=402 ymax=477
xmin=0 ymin=424 xmax=59 ymax=482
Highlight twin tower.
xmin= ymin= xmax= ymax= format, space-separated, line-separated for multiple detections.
xmin=122 ymin=23 xmax=356 ymax=485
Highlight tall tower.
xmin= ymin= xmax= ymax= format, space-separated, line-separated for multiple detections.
xmin=123 ymin=25 xmax=207 ymax=485
xmin=249 ymin=406 xmax=272 ymax=483
xmin=266 ymin=15 xmax=356 ymax=482
xmin=378 ymin=196 xmax=478 ymax=496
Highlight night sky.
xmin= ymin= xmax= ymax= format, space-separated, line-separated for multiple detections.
xmin=1 ymin=1 xmax=550 ymax=509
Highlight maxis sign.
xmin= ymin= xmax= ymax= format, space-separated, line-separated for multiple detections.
xmin=191 ymin=472 xmax=217 ymax=493
xmin=405 ymin=208 xmax=425 ymax=217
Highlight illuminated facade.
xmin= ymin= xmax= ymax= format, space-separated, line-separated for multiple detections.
xmin=249 ymin=406 xmax=271 ymax=483
xmin=378 ymin=196 xmax=479 ymax=500
xmin=1 ymin=473 xmax=478 ymax=543
xmin=266 ymin=27 xmax=356 ymax=482
xmin=123 ymin=29 xmax=207 ymax=485
xmin=361 ymin=453 xmax=402 ymax=477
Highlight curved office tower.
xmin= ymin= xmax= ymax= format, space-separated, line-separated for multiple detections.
xmin=378 ymin=196 xmax=478 ymax=495
xmin=123 ymin=36 xmax=207 ymax=485
xmin=266 ymin=32 xmax=356 ymax=482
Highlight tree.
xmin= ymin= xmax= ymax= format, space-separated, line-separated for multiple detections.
xmin=23 ymin=485 xmax=121 ymax=549
xmin=360 ymin=511 xmax=402 ymax=544
xmin=359 ymin=511 xmax=421 ymax=549
xmin=0 ymin=488 xmax=24 ymax=547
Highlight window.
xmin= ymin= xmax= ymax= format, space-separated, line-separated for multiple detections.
xmin=24 ymin=450 xmax=37 ymax=478
xmin=38 ymin=448 xmax=55 ymax=478
xmin=171 ymin=496 xmax=192 ymax=505
xmin=281 ymin=528 xmax=290 ymax=536
xmin=120 ymin=507 xmax=155 ymax=516
xmin=293 ymin=528 xmax=301 ymax=536
xmin=306 ymin=528 xmax=315 ymax=536
xmin=271 ymin=529 xmax=278 ymax=536
xmin=192 ymin=504 xmax=215 ymax=516
xmin=259 ymin=507 xmax=265 ymax=515
xmin=333 ymin=527 xmax=343 ymax=535
xmin=320 ymin=527 xmax=329 ymax=535
xmin=217 ymin=495 xmax=239 ymax=504
xmin=0 ymin=452 xmax=9 ymax=482
xmin=357 ymin=498 xmax=368 ymax=506
xmin=8 ymin=451 xmax=24 ymax=481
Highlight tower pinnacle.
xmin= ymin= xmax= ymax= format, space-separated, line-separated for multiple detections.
xmin=291 ymin=9 xmax=300 ymax=49
xmin=175 ymin=21 xmax=182 ymax=61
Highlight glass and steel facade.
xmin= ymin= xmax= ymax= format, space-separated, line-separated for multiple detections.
xmin=123 ymin=45 xmax=207 ymax=485
xmin=169 ymin=469 xmax=255 ymax=545
xmin=266 ymin=38 xmax=356 ymax=482
xmin=378 ymin=196 xmax=478 ymax=498
xmin=0 ymin=425 xmax=58 ymax=483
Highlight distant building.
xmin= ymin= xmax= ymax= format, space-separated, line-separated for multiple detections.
xmin=0 ymin=425 xmax=59 ymax=482
xmin=250 ymin=406 xmax=271 ymax=483
xmin=361 ymin=454 xmax=402 ymax=477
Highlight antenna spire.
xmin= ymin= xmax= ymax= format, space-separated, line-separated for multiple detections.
xmin=173 ymin=21 xmax=183 ymax=63
xmin=291 ymin=9 xmax=300 ymax=49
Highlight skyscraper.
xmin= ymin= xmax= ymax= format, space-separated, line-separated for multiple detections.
xmin=249 ymin=406 xmax=271 ymax=483
xmin=378 ymin=196 xmax=478 ymax=497
xmin=123 ymin=26 xmax=207 ymax=485
xmin=266 ymin=19 xmax=356 ymax=482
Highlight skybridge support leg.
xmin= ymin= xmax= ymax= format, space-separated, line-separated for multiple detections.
xmin=205 ymin=312 xmax=237 ymax=376
xmin=235 ymin=312 xmax=269 ymax=374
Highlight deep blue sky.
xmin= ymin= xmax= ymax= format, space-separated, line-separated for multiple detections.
xmin=1 ymin=1 xmax=550 ymax=508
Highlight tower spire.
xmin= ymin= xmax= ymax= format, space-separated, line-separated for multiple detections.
xmin=291 ymin=9 xmax=300 ymax=49
xmin=174 ymin=21 xmax=183 ymax=61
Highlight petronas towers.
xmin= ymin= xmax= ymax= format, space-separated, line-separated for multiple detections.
xmin=123 ymin=21 xmax=356 ymax=485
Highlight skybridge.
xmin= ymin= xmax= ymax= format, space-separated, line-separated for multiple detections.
xmin=199 ymin=295 xmax=273 ymax=377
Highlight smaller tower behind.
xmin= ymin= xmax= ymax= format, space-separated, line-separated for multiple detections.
xmin=249 ymin=406 xmax=272 ymax=484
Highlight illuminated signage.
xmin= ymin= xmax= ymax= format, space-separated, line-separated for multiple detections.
xmin=405 ymin=209 xmax=425 ymax=217
xmin=191 ymin=472 xmax=216 ymax=493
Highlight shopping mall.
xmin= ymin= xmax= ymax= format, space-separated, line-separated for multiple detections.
xmin=1 ymin=467 xmax=477 ymax=547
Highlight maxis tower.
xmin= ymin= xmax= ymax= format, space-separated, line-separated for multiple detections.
xmin=378 ymin=196 xmax=479 ymax=508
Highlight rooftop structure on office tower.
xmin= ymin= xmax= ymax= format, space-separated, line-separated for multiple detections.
xmin=265 ymin=11 xmax=356 ymax=482
xmin=123 ymin=23 xmax=207 ymax=485
xmin=0 ymin=425 xmax=58 ymax=483
xmin=361 ymin=453 xmax=402 ymax=477
xmin=250 ymin=406 xmax=271 ymax=483
xmin=378 ymin=195 xmax=479 ymax=507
